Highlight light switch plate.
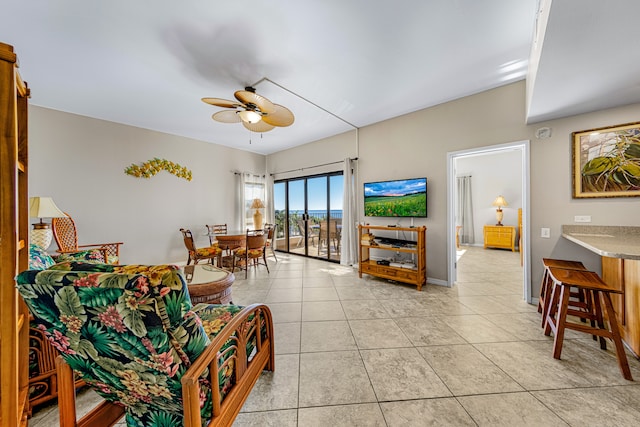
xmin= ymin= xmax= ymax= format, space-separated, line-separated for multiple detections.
xmin=541 ymin=228 xmax=550 ymax=238
xmin=574 ymin=215 xmax=591 ymax=223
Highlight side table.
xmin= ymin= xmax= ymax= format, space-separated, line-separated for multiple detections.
xmin=184 ymin=264 xmax=235 ymax=304
xmin=483 ymin=225 xmax=516 ymax=251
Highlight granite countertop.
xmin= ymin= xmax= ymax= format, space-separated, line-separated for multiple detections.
xmin=562 ymin=225 xmax=640 ymax=260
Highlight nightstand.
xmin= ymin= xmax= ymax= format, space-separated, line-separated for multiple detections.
xmin=483 ymin=225 xmax=516 ymax=251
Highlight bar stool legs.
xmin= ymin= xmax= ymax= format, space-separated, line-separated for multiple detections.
xmin=543 ymin=267 xmax=632 ymax=381
xmin=539 ymin=259 xmax=587 ymax=328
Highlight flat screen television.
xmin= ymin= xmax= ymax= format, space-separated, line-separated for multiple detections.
xmin=364 ymin=177 xmax=427 ymax=217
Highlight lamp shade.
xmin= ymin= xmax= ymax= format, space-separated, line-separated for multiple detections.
xmin=492 ymin=195 xmax=508 ymax=208
xmin=250 ymin=198 xmax=265 ymax=209
xmin=29 ymin=197 xmax=65 ymax=219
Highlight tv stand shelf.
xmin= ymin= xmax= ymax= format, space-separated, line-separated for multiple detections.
xmin=358 ymin=225 xmax=427 ymax=290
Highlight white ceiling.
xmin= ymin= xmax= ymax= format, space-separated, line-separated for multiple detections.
xmin=3 ymin=1 xmax=639 ymax=155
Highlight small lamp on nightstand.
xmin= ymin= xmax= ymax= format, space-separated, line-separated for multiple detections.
xmin=29 ymin=196 xmax=66 ymax=249
xmin=492 ymin=195 xmax=508 ymax=226
xmin=250 ymin=198 xmax=265 ymax=230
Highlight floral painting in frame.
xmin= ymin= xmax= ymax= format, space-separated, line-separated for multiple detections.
xmin=572 ymin=121 xmax=640 ymax=198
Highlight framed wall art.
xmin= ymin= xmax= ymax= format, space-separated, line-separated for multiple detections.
xmin=572 ymin=121 xmax=640 ymax=198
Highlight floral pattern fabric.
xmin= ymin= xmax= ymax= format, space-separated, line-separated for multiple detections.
xmin=28 ymin=243 xmax=56 ymax=270
xmin=16 ymin=261 xmax=245 ymax=427
xmin=55 ymin=249 xmax=107 ymax=264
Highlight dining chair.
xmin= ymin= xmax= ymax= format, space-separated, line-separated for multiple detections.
xmin=52 ymin=212 xmax=123 ymax=264
xmin=318 ymin=219 xmax=340 ymax=256
xmin=206 ymin=223 xmax=228 ymax=245
xmin=232 ymin=229 xmax=269 ymax=279
xmin=264 ymin=223 xmax=278 ymax=262
xmin=296 ymin=219 xmax=317 ymax=248
xmin=180 ymin=228 xmax=222 ymax=266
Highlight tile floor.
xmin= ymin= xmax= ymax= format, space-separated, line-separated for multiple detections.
xmin=29 ymin=246 xmax=640 ymax=426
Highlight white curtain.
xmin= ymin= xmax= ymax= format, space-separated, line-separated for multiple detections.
xmin=456 ymin=176 xmax=474 ymax=245
xmin=340 ymin=158 xmax=358 ymax=266
xmin=237 ymin=172 xmax=265 ymax=230
xmin=265 ymin=174 xmax=274 ymax=225
xmin=238 ymin=173 xmax=248 ymax=231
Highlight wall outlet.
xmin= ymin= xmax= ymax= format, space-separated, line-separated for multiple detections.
xmin=541 ymin=228 xmax=550 ymax=238
xmin=574 ymin=215 xmax=591 ymax=223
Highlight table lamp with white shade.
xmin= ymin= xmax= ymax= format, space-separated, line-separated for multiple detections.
xmin=250 ymin=198 xmax=265 ymax=229
xmin=492 ymin=195 xmax=508 ymax=226
xmin=29 ymin=196 xmax=65 ymax=249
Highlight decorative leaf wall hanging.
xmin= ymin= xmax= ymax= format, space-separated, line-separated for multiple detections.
xmin=124 ymin=158 xmax=192 ymax=181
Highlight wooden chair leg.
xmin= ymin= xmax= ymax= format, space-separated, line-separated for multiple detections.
xmin=57 ymin=356 xmax=78 ymax=427
xmin=544 ymin=280 xmax=561 ymax=336
xmin=552 ymin=285 xmax=571 ymax=360
xmin=591 ymin=290 xmax=608 ymax=350
xmin=56 ymin=356 xmax=125 ymax=427
xmin=600 ymin=292 xmax=633 ymax=381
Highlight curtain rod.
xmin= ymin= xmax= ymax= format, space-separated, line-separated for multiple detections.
xmin=270 ymin=157 xmax=358 ymax=176
xmin=232 ymin=171 xmax=265 ymax=178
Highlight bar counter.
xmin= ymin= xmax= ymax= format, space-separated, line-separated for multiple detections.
xmin=562 ymin=225 xmax=640 ymax=357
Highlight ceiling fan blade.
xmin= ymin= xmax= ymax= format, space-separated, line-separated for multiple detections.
xmin=202 ymin=97 xmax=242 ymax=108
xmin=212 ymin=110 xmax=241 ymax=123
xmin=234 ymin=90 xmax=276 ymax=114
xmin=262 ymin=104 xmax=295 ymax=127
xmin=242 ymin=120 xmax=275 ymax=133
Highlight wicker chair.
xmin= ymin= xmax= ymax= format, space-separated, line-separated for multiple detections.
xmin=180 ymin=228 xmax=222 ymax=266
xmin=52 ymin=213 xmax=123 ymax=264
xmin=205 ymin=223 xmax=228 ymax=245
xmin=232 ymin=229 xmax=269 ymax=279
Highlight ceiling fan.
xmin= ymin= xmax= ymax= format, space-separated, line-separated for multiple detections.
xmin=202 ymin=87 xmax=294 ymax=132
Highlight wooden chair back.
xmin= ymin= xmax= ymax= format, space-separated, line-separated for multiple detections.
xmin=52 ymin=213 xmax=79 ymax=252
xmin=206 ymin=223 xmax=227 ymax=245
xmin=180 ymin=228 xmax=197 ymax=252
xmin=52 ymin=212 xmax=123 ymax=262
xmin=246 ymin=230 xmax=267 ymax=251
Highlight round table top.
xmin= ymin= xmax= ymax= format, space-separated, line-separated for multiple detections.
xmin=183 ymin=264 xmax=232 ymax=285
xmin=184 ymin=264 xmax=235 ymax=304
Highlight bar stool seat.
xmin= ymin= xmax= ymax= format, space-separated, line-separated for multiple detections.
xmin=539 ymin=258 xmax=587 ymax=327
xmin=543 ymin=267 xmax=632 ymax=381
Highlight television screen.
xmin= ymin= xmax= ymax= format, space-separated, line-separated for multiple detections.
xmin=364 ymin=177 xmax=427 ymax=217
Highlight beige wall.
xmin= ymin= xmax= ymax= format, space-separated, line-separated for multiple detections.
xmin=267 ymin=81 xmax=640 ymax=297
xmin=28 ymin=80 xmax=640 ymax=298
xmin=29 ymin=106 xmax=265 ymax=265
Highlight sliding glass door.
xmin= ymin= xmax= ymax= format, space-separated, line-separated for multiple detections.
xmin=274 ymin=172 xmax=343 ymax=261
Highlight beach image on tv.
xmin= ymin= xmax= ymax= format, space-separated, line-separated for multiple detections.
xmin=364 ymin=178 xmax=427 ymax=217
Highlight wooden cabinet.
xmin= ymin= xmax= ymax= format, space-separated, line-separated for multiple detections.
xmin=1 ymin=42 xmax=30 ymax=426
xmin=602 ymin=257 xmax=640 ymax=357
xmin=358 ymin=225 xmax=426 ymax=291
xmin=483 ymin=225 xmax=516 ymax=251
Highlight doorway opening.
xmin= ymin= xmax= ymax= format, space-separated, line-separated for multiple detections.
xmin=273 ymin=172 xmax=344 ymax=262
xmin=447 ymin=140 xmax=531 ymax=303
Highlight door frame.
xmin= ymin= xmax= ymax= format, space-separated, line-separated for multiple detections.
xmin=446 ymin=140 xmax=532 ymax=303
xmin=274 ymin=171 xmax=343 ymax=262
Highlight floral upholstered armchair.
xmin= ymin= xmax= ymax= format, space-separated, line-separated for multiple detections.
xmin=17 ymin=261 xmax=274 ymax=427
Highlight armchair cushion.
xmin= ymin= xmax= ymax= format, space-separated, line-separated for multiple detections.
xmin=55 ymin=249 xmax=107 ymax=264
xmin=16 ymin=261 xmax=250 ymax=426
xmin=28 ymin=243 xmax=56 ymax=270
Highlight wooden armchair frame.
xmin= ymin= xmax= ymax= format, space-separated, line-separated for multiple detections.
xmin=55 ymin=304 xmax=275 ymax=427
xmin=52 ymin=213 xmax=123 ymax=263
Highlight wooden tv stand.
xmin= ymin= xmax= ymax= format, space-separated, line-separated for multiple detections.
xmin=358 ymin=225 xmax=426 ymax=290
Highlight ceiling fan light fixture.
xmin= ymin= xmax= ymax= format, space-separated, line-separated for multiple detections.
xmin=238 ymin=110 xmax=262 ymax=124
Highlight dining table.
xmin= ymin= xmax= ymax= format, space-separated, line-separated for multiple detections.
xmin=206 ymin=230 xmax=250 ymax=269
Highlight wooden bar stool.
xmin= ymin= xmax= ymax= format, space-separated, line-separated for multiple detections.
xmin=539 ymin=258 xmax=587 ymax=327
xmin=543 ymin=267 xmax=632 ymax=381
